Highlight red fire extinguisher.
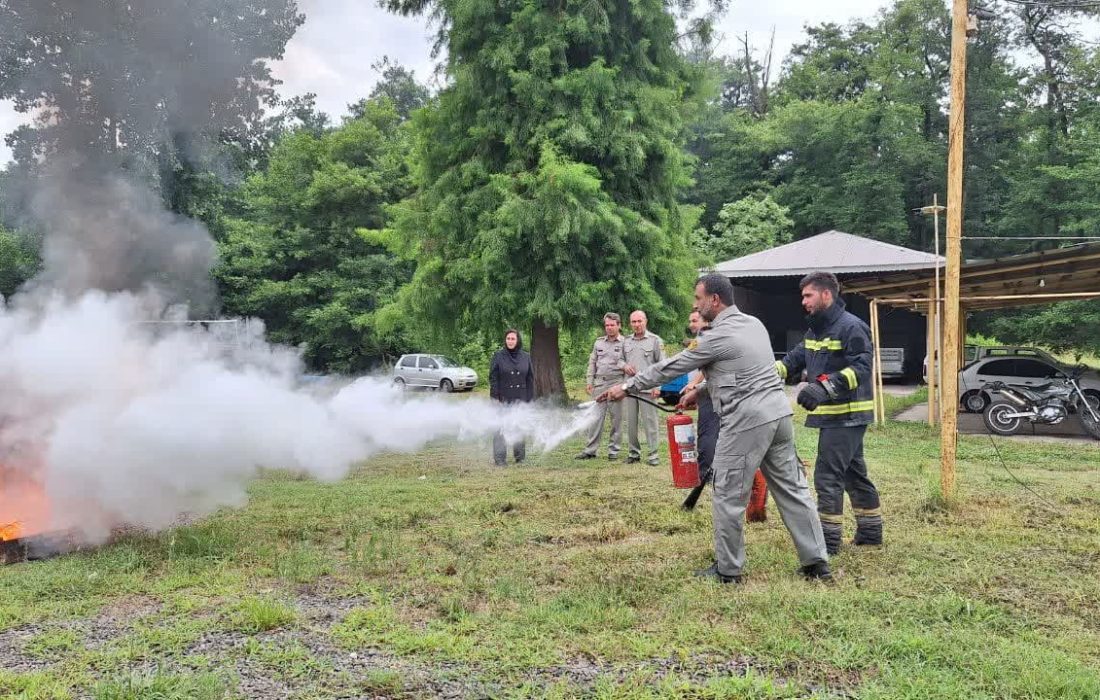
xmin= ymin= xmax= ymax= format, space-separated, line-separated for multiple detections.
xmin=666 ymin=410 xmax=701 ymax=489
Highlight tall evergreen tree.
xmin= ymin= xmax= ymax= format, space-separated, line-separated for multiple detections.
xmin=382 ymin=0 xmax=709 ymax=397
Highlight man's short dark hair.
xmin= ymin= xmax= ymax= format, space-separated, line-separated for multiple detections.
xmin=603 ymin=312 xmax=621 ymax=324
xmin=696 ymin=273 xmax=735 ymax=306
xmin=799 ymin=271 xmax=840 ymax=297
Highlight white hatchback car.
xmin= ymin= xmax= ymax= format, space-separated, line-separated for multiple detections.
xmin=959 ymin=353 xmax=1100 ymax=413
xmin=393 ymin=354 xmax=478 ymax=392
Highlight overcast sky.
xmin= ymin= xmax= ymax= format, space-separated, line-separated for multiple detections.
xmin=0 ymin=0 xmax=897 ymax=166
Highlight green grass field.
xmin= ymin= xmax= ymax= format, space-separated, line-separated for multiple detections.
xmin=2 ymin=392 xmax=1099 ymax=699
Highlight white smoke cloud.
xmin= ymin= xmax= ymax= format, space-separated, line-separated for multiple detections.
xmin=0 ymin=0 xmax=601 ymax=547
xmin=0 ymin=289 xmax=597 ymax=542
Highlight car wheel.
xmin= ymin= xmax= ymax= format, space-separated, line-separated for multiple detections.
xmin=394 ymin=377 xmax=406 ymax=390
xmin=441 ymin=378 xmax=454 ymax=393
xmin=962 ymin=390 xmax=988 ymax=413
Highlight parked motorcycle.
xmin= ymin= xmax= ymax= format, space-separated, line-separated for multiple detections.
xmin=982 ymin=365 xmax=1100 ymax=439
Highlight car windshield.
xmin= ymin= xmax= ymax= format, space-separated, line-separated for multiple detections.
xmin=432 ymin=356 xmax=459 ymax=368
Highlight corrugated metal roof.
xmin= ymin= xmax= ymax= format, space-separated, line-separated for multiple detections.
xmin=713 ymin=230 xmax=944 ymax=278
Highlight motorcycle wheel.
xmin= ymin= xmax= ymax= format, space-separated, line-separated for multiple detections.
xmin=984 ymin=402 xmax=1024 ymax=436
xmin=1080 ymin=406 xmax=1100 ymax=441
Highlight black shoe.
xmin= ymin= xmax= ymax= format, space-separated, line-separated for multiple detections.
xmin=693 ymin=563 xmax=743 ymax=584
xmin=798 ymin=561 xmax=834 ymax=582
xmin=625 ymin=456 xmax=641 ymax=464
xmin=574 ymin=452 xmax=597 ymax=460
xmin=607 ymin=454 xmax=619 ymax=461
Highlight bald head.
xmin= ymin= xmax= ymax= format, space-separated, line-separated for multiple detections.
xmin=629 ymin=310 xmax=648 ymax=337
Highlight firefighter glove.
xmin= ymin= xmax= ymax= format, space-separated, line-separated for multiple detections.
xmin=797 ymin=382 xmax=830 ymax=411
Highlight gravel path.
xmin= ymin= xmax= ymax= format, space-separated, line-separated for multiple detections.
xmin=0 ymin=584 xmax=837 ymax=699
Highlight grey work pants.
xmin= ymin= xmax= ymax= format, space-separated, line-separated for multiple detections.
xmin=582 ymin=380 xmax=623 ymax=457
xmin=711 ymin=416 xmax=828 ymax=576
xmin=626 ymin=395 xmax=660 ymax=461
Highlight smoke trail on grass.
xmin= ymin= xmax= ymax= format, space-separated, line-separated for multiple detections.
xmin=0 ymin=0 xmax=600 ymax=544
xmin=0 ymin=290 xmax=597 ymax=541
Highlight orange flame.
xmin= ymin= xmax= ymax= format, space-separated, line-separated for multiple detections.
xmin=0 ymin=521 xmax=19 ymax=542
xmin=0 ymin=468 xmax=51 ymax=542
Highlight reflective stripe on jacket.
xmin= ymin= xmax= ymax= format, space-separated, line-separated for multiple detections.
xmin=778 ymin=299 xmax=874 ymax=428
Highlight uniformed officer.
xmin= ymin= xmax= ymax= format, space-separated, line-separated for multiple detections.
xmin=778 ymin=271 xmax=882 ymax=555
xmin=623 ymin=310 xmax=665 ymax=465
xmin=577 ymin=312 xmax=627 ymax=460
xmin=683 ymin=310 xmax=718 ymax=483
xmin=600 ymin=275 xmax=831 ymax=583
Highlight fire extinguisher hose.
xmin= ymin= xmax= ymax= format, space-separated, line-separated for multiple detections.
xmin=624 ymin=393 xmax=680 ymax=413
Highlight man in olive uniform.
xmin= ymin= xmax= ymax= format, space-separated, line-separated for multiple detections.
xmin=577 ymin=312 xmax=627 ymax=460
xmin=623 ymin=310 xmax=665 ymax=465
xmin=600 ymin=275 xmax=830 ymax=583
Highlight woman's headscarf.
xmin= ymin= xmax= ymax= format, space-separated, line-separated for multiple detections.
xmin=503 ymin=328 xmax=522 ymax=357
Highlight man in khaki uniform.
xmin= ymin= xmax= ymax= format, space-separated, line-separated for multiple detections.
xmin=623 ymin=310 xmax=665 ymax=465
xmin=577 ymin=313 xmax=627 ymax=460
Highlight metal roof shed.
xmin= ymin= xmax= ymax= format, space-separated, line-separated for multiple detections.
xmin=714 ymin=231 xmax=945 ymax=380
xmin=714 ymin=230 xmax=944 ymax=278
xmin=844 ymin=242 xmax=1100 ymax=425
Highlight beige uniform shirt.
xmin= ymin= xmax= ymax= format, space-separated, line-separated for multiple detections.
xmin=624 ymin=306 xmax=791 ymax=434
xmin=623 ymin=331 xmax=665 ymax=374
xmin=586 ymin=335 xmax=627 ymax=385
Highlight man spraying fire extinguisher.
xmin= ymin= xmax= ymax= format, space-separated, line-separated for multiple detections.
xmin=599 ymin=274 xmax=831 ymax=584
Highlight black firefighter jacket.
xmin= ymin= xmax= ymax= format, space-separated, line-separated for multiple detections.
xmin=489 ymin=349 xmax=534 ymax=404
xmin=777 ymin=299 xmax=874 ymax=428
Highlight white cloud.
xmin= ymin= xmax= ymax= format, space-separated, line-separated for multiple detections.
xmin=0 ymin=102 xmax=29 ymax=168
xmin=0 ymin=1 xmax=895 ymax=167
xmin=713 ymin=0 xmax=891 ymax=70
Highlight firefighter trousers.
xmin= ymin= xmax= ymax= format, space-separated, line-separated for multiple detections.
xmin=711 ymin=416 xmax=828 ymax=576
xmin=813 ymin=426 xmax=881 ymax=517
xmin=696 ymin=398 xmax=719 ymax=480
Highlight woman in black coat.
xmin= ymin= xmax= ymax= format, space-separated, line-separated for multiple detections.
xmin=489 ymin=329 xmax=535 ymax=465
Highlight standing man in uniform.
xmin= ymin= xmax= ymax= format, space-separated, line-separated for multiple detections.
xmin=777 ymin=271 xmax=882 ymax=555
xmin=623 ymin=310 xmax=665 ymax=465
xmin=600 ymin=275 xmax=830 ymax=583
xmin=577 ymin=313 xmax=627 ymax=461
xmin=684 ymin=310 xmax=718 ymax=484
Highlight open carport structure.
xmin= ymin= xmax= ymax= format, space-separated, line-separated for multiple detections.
xmin=844 ymin=242 xmax=1100 ymax=426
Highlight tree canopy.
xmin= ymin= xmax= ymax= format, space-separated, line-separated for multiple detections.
xmin=379 ymin=0 xmax=708 ymax=396
xmin=216 ymin=97 xmax=416 ymax=372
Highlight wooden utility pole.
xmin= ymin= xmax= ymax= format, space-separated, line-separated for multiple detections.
xmin=940 ymin=0 xmax=969 ymax=501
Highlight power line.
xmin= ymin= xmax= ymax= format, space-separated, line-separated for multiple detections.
xmin=1001 ymin=0 xmax=1100 ymax=8
xmin=961 ymin=236 xmax=1100 ymax=240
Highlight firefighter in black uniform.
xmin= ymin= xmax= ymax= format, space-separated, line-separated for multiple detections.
xmin=777 ymin=271 xmax=882 ymax=555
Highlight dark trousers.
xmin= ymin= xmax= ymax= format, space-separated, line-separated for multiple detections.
xmin=493 ymin=432 xmax=526 ymax=465
xmin=492 ymin=398 xmax=527 ymax=465
xmin=697 ymin=399 xmax=720 ymax=480
xmin=814 ymin=425 xmax=880 ymax=518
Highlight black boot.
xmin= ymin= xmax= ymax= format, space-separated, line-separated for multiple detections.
xmin=821 ymin=521 xmax=843 ymax=556
xmin=798 ymin=561 xmax=834 ymax=582
xmin=693 ymin=563 xmax=743 ymax=584
xmin=853 ymin=515 xmax=883 ymax=546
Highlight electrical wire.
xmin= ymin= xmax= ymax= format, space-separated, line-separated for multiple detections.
xmin=961 ymin=236 xmax=1100 ymax=241
xmin=1001 ymin=0 xmax=1100 ymax=8
xmin=957 ymin=373 xmax=1059 ymax=509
